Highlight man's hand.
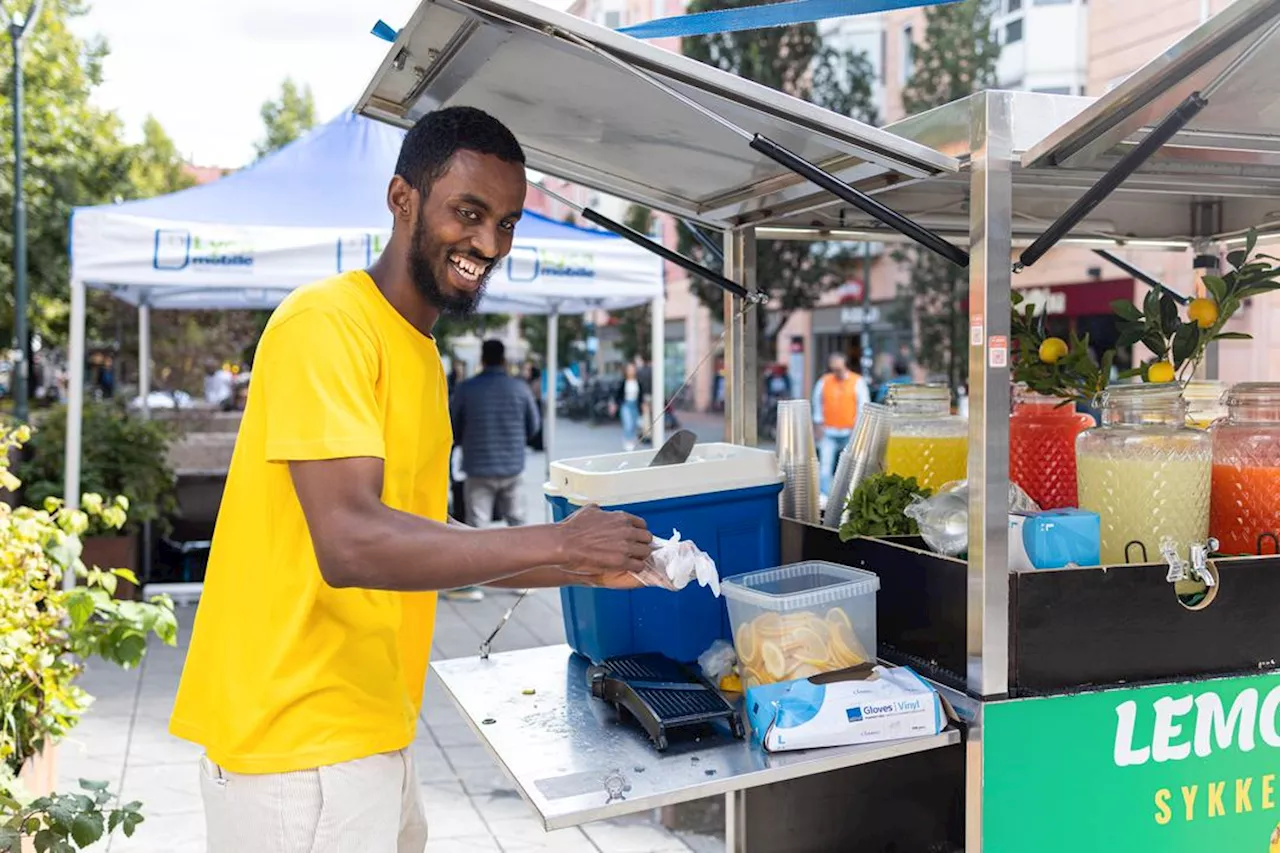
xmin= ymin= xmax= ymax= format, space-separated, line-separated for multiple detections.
xmin=556 ymin=505 xmax=651 ymax=579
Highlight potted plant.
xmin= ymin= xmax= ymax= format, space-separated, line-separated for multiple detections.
xmin=0 ymin=424 xmax=178 ymax=852
xmin=15 ymin=402 xmax=179 ymax=599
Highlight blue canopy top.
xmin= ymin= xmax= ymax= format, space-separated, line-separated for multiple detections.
xmin=80 ymin=108 xmax=618 ymax=241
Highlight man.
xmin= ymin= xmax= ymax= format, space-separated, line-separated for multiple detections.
xmin=446 ymin=338 xmax=540 ymax=601
xmin=812 ymin=352 xmax=870 ymax=497
xmin=170 ymin=106 xmax=652 ymax=853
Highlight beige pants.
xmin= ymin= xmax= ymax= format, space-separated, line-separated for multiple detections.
xmin=199 ymin=749 xmax=428 ymax=853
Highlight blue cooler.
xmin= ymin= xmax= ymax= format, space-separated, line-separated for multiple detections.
xmin=545 ymin=443 xmax=784 ymax=664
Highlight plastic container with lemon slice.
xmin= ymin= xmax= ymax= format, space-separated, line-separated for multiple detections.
xmin=721 ymin=561 xmax=880 ymax=690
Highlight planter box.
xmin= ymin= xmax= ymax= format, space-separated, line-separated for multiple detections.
xmin=82 ymin=535 xmax=140 ymax=601
xmin=17 ymin=743 xmax=58 ymax=853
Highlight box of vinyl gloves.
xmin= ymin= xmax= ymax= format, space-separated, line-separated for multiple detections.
xmin=745 ymin=664 xmax=946 ymax=753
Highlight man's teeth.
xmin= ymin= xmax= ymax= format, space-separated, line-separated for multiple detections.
xmin=450 ymin=254 xmax=486 ymax=282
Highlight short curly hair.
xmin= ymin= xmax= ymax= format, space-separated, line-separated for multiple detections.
xmin=394 ymin=106 xmax=526 ymax=195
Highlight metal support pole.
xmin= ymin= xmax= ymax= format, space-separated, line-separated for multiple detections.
xmin=138 ymin=302 xmax=151 ymax=417
xmin=138 ymin=302 xmax=152 ymax=586
xmin=723 ymin=230 xmax=758 ymax=447
xmin=544 ymin=307 xmax=559 ymax=517
xmin=7 ymin=0 xmax=42 ymax=422
xmin=650 ymin=292 xmax=666 ymax=449
xmin=63 ymin=278 xmax=86 ymax=590
xmin=965 ymin=91 xmax=1016 ymax=852
xmin=10 ymin=23 xmax=25 ymax=421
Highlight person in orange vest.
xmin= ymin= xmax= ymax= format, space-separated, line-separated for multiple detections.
xmin=812 ymin=352 xmax=870 ymax=497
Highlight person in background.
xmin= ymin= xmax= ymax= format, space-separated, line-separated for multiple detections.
xmin=448 ymin=338 xmax=541 ymax=601
xmin=875 ymin=358 xmax=911 ymax=403
xmin=202 ymin=359 xmax=233 ymax=410
xmin=525 ymin=363 xmax=544 ymax=451
xmin=614 ymin=361 xmax=645 ymax=451
xmin=812 ymin=352 xmax=870 ymax=496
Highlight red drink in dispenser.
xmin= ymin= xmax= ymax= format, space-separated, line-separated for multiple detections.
xmin=1010 ymin=389 xmax=1095 ymax=510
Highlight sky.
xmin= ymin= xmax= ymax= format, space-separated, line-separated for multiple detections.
xmin=73 ymin=0 xmax=574 ymax=169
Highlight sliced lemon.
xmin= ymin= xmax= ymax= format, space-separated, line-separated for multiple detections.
xmin=753 ymin=612 xmax=784 ymax=638
xmin=787 ymin=662 xmax=822 ymax=681
xmin=735 ymin=623 xmax=758 ymax=667
xmin=761 ymin=640 xmax=788 ymax=681
xmin=827 ymin=607 xmax=853 ymax=632
xmin=829 ymin=621 xmax=869 ymax=666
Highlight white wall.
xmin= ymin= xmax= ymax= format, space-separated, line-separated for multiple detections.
xmin=993 ymin=0 xmax=1088 ymax=94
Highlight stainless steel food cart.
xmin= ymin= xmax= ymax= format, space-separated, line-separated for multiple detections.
xmin=356 ymin=0 xmax=1280 ymax=848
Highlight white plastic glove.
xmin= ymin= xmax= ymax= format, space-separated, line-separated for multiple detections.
xmin=629 ymin=529 xmax=722 ymax=596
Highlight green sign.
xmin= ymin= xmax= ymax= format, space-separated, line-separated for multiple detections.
xmin=985 ymin=672 xmax=1280 ymax=852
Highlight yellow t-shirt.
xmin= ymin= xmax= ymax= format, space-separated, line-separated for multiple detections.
xmin=169 ymin=270 xmax=450 ymax=775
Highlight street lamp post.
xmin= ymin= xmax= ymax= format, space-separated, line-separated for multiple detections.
xmin=6 ymin=0 xmax=43 ymax=423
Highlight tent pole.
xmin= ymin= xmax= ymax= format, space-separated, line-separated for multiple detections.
xmin=545 ymin=306 xmax=559 ymax=521
xmin=138 ymin=301 xmax=152 ymax=588
xmin=138 ymin=301 xmax=151 ymax=417
xmin=63 ymin=278 xmax=86 ymax=590
xmin=650 ymin=291 xmax=665 ymax=449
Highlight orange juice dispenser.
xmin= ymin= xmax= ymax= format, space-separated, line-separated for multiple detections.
xmin=1209 ymin=382 xmax=1280 ymax=556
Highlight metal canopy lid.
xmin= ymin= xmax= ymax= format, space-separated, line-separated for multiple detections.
xmin=1023 ymin=0 xmax=1280 ymax=170
xmin=354 ymin=0 xmax=959 ymax=228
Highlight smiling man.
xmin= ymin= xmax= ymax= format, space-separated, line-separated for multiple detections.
xmin=170 ymin=106 xmax=653 ymax=853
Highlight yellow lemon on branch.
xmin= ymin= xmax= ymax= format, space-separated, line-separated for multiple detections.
xmin=1038 ymin=337 xmax=1069 ymax=364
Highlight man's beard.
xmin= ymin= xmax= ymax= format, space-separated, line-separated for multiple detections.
xmin=409 ymin=216 xmax=492 ymax=317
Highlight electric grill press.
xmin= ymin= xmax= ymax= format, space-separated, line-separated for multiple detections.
xmin=587 ymin=653 xmax=745 ymax=751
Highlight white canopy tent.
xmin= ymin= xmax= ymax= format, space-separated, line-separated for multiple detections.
xmin=63 ymin=108 xmax=666 ymax=548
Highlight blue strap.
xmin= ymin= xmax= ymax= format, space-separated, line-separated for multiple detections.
xmin=618 ymin=0 xmax=955 ymax=39
xmin=371 ymin=0 xmax=952 ymax=45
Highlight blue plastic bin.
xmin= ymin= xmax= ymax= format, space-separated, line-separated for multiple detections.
xmin=545 ymin=443 xmax=784 ymax=664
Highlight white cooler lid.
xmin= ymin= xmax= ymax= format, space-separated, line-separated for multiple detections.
xmin=545 ymin=442 xmax=783 ymax=506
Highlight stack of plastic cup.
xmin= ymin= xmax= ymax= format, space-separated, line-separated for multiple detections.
xmin=776 ymin=400 xmax=820 ymax=523
xmin=824 ymin=402 xmax=893 ymax=529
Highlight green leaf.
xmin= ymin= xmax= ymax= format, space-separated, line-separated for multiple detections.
xmin=65 ymin=589 xmax=95 ymax=631
xmin=70 ymin=813 xmax=103 ymax=848
xmin=1143 ymin=287 xmax=1162 ymax=322
xmin=111 ymin=568 xmax=140 ymax=586
xmin=1110 ymin=299 xmax=1142 ymax=322
xmin=1227 ymin=249 xmax=1248 ymax=270
xmin=1141 ymin=330 xmax=1169 ymax=358
xmin=1202 ymin=275 xmax=1228 ymax=303
xmin=1172 ymin=321 xmax=1199 ymax=366
xmin=78 ymin=780 xmax=109 ymax=792
xmin=1116 ymin=326 xmax=1144 ymax=350
xmin=1235 ymin=283 xmax=1280 ymax=300
xmin=32 ymin=829 xmax=56 ymax=853
xmin=1159 ymin=293 xmax=1180 ymax=336
xmin=121 ymin=812 xmax=144 ymax=837
xmin=1213 ymin=332 xmax=1253 ymax=341
xmin=0 ymin=828 xmax=22 ymax=852
xmin=1247 ymin=228 xmax=1259 ymax=259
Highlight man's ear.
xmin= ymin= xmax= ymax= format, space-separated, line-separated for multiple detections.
xmin=387 ymin=176 xmax=417 ymax=223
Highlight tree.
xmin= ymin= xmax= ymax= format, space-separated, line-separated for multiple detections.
xmin=893 ymin=0 xmax=1001 ymax=393
xmin=0 ymin=0 xmax=199 ymax=355
xmin=128 ymin=116 xmax=196 ymax=198
xmin=610 ymin=205 xmax=658 ymax=362
xmin=679 ymin=2 xmax=879 ymax=359
xmin=254 ymin=77 xmax=316 ymax=160
xmin=521 ymin=313 xmax=586 ymax=372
